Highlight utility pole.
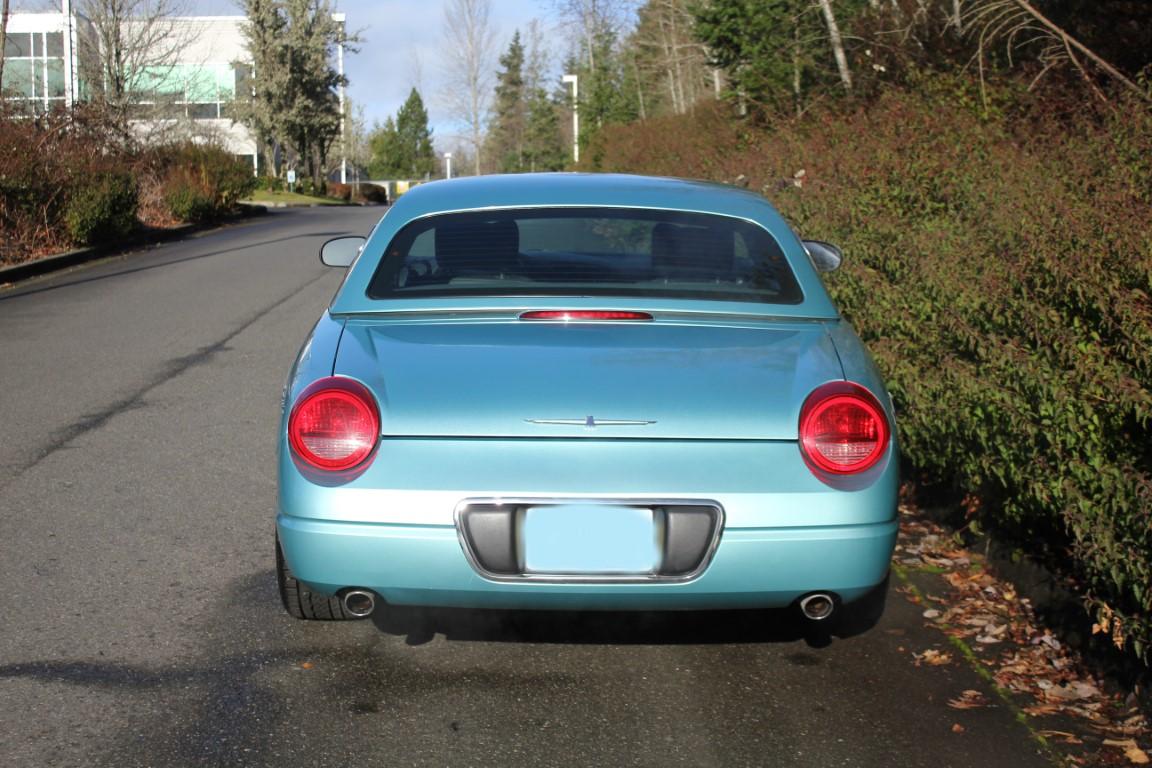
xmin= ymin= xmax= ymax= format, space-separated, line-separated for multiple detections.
xmin=333 ymin=11 xmax=347 ymax=184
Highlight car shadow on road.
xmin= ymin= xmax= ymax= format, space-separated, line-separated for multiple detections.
xmin=369 ymin=602 xmax=836 ymax=648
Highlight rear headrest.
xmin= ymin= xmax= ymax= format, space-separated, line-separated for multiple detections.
xmin=651 ymin=222 xmax=735 ymax=280
xmin=435 ymin=218 xmax=519 ymax=276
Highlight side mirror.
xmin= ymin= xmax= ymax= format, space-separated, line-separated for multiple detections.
xmin=320 ymin=236 xmax=366 ymax=268
xmin=802 ymin=240 xmax=843 ymax=273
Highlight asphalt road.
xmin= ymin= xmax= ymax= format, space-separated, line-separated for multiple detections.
xmin=0 ymin=207 xmax=1054 ymax=767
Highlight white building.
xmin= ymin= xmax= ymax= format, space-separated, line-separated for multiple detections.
xmin=3 ymin=11 xmax=258 ymax=170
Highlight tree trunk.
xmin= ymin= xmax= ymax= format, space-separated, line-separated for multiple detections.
xmin=816 ymin=0 xmax=852 ymax=92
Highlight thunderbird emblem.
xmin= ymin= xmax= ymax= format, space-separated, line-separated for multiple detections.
xmin=526 ymin=416 xmax=657 ymax=429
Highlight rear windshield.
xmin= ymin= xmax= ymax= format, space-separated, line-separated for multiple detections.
xmin=366 ymin=207 xmax=802 ymax=304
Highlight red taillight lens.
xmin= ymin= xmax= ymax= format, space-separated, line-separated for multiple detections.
xmin=288 ymin=378 xmax=380 ymax=471
xmin=519 ymin=310 xmax=653 ymax=322
xmin=799 ymin=382 xmax=889 ymax=475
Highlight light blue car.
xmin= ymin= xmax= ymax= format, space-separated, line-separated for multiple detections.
xmin=276 ymin=173 xmax=897 ymax=635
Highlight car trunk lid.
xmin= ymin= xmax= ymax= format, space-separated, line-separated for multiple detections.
xmin=335 ymin=314 xmax=843 ymax=441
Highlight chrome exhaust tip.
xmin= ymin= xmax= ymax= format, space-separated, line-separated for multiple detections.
xmin=799 ymin=593 xmax=836 ymax=621
xmin=342 ymin=589 xmax=376 ymax=618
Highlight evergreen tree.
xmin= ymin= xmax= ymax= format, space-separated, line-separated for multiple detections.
xmin=523 ymin=86 xmax=566 ymax=171
xmin=367 ymin=116 xmax=403 ymax=178
xmin=235 ymin=0 xmax=288 ymax=174
xmin=235 ymin=0 xmax=347 ymax=183
xmin=396 ymin=87 xmax=435 ymax=178
xmin=488 ymin=31 xmax=528 ymax=173
xmin=691 ymin=0 xmax=800 ymax=110
xmin=369 ymin=89 xmax=435 ymax=179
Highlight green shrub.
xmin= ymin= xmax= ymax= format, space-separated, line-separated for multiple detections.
xmin=595 ymin=92 xmax=1152 ymax=663
xmin=64 ymin=171 xmax=138 ymax=245
xmin=160 ymin=143 xmax=256 ymax=223
xmin=164 ymin=175 xmax=216 ymax=223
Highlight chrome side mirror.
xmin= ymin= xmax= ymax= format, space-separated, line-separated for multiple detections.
xmin=320 ymin=236 xmax=366 ymax=268
xmin=802 ymin=240 xmax=843 ymax=273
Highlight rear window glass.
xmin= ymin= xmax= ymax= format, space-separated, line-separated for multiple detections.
xmin=366 ymin=208 xmax=802 ymax=304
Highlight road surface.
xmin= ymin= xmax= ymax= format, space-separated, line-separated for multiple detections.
xmin=0 ymin=207 xmax=1053 ymax=767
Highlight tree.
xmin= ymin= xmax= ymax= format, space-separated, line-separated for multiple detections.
xmin=234 ymin=0 xmax=348 ymax=182
xmin=396 ymin=87 xmax=435 ymax=178
xmin=235 ymin=0 xmax=287 ymax=174
xmin=367 ymin=116 xmax=402 ymax=178
xmin=75 ymin=0 xmax=192 ymax=129
xmin=279 ymin=0 xmax=346 ymax=184
xmin=488 ymin=31 xmax=528 ymax=172
xmin=441 ymin=0 xmax=497 ymax=175
xmin=692 ymin=0 xmax=862 ymax=113
xmin=552 ymin=0 xmax=640 ymax=151
xmin=368 ymin=88 xmax=434 ymax=179
xmin=524 ymin=84 xmax=567 ymax=171
xmin=628 ymin=0 xmax=719 ymax=117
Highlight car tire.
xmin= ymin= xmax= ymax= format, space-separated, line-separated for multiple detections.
xmin=833 ymin=573 xmax=890 ymax=638
xmin=276 ymin=536 xmax=357 ymax=621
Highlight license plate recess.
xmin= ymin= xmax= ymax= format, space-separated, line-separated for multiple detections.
xmin=521 ymin=504 xmax=659 ymax=574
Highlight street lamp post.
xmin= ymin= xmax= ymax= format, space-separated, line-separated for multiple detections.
xmin=445 ymin=153 xmax=453 ymax=180
xmin=333 ymin=12 xmax=347 ymax=185
xmin=562 ymin=74 xmax=579 ymax=165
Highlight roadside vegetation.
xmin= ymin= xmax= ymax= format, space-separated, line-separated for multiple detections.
xmin=0 ymin=105 xmax=256 ymax=265
xmin=583 ymin=1 xmax=1152 ymax=673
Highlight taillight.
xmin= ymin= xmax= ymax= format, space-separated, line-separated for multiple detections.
xmin=799 ymin=382 xmax=889 ymax=475
xmin=288 ymin=377 xmax=380 ymax=471
xmin=519 ymin=310 xmax=653 ymax=321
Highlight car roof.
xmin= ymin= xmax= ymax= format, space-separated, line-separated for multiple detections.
xmin=389 ymin=173 xmax=785 ymax=223
xmin=329 ymin=173 xmax=840 ymax=319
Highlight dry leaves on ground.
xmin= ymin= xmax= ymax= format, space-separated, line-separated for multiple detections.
xmin=896 ymin=505 xmax=1150 ymax=764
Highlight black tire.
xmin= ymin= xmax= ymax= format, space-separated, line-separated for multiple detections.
xmin=276 ymin=536 xmax=357 ymax=621
xmin=833 ymin=573 xmax=890 ymax=638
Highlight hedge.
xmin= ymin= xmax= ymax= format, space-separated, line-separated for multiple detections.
xmin=592 ymin=88 xmax=1152 ymax=662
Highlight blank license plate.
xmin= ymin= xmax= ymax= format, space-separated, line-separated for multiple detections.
xmin=522 ymin=505 xmax=659 ymax=574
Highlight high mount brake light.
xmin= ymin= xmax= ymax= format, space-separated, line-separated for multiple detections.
xmin=799 ymin=382 xmax=890 ymax=475
xmin=519 ymin=310 xmax=654 ymax=322
xmin=288 ymin=378 xmax=380 ymax=472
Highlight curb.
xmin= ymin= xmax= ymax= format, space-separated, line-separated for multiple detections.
xmin=0 ymin=204 xmax=269 ymax=286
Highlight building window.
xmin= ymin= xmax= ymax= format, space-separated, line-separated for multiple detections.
xmin=2 ymin=31 xmax=68 ymax=110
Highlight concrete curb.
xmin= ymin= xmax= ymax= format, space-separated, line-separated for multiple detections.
xmin=0 ymin=204 xmax=269 ymax=286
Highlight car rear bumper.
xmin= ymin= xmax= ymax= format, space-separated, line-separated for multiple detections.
xmin=276 ymin=513 xmax=897 ymax=610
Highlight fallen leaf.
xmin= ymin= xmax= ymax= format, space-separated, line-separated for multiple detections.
xmin=948 ymin=690 xmax=991 ymax=709
xmin=914 ymin=649 xmax=953 ymax=666
xmin=951 ymin=723 xmax=966 ymax=734
xmin=1037 ymin=730 xmax=1083 ymax=745
xmin=923 ymin=609 xmax=941 ymax=619
xmin=1023 ymin=703 xmax=1064 ymax=717
xmin=1102 ymin=739 xmax=1150 ymax=765
xmin=300 ymin=661 xmax=314 ymax=670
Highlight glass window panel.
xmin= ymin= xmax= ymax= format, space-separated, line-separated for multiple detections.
xmin=45 ymin=33 xmax=64 ymax=58
xmin=4 ymin=33 xmax=31 ymax=58
xmin=46 ymin=59 xmax=65 ymax=98
xmin=31 ymin=60 xmax=45 ymax=98
xmin=5 ymin=59 xmax=34 ymax=97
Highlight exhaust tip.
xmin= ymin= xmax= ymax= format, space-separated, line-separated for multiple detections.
xmin=342 ymin=589 xmax=376 ymax=618
xmin=799 ymin=593 xmax=836 ymax=621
